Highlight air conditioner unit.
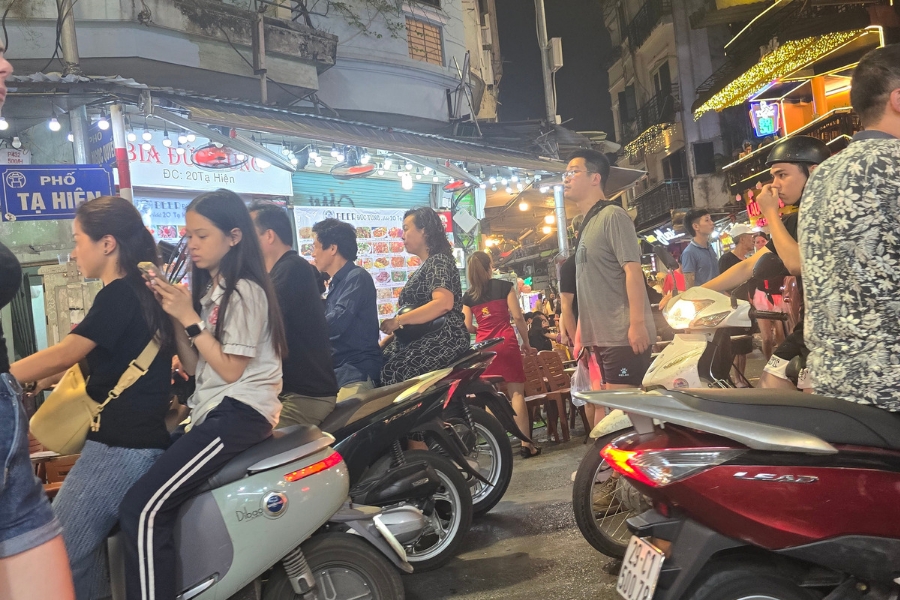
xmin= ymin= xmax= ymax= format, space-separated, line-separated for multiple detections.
xmin=549 ymin=37 xmax=563 ymax=72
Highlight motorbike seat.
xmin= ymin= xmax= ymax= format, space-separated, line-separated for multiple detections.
xmin=320 ymin=380 xmax=419 ymax=433
xmin=198 ymin=425 xmax=328 ymax=493
xmin=677 ymin=388 xmax=900 ymax=451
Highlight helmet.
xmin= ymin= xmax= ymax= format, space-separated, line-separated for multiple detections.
xmin=765 ymin=136 xmax=830 ymax=167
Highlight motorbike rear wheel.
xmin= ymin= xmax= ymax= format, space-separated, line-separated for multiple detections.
xmin=572 ymin=430 xmax=650 ymax=559
xmin=263 ymin=533 xmax=404 ymax=600
xmin=402 ymin=449 xmax=473 ymax=572
xmin=686 ymin=565 xmax=821 ymax=600
xmin=448 ymin=406 xmax=513 ymax=517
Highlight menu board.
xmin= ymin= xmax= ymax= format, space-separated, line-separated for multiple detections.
xmin=293 ymin=208 xmax=421 ymax=319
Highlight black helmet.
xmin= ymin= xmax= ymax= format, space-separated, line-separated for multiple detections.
xmin=765 ymin=136 xmax=830 ymax=167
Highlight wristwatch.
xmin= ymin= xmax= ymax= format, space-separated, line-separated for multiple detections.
xmin=185 ymin=321 xmax=207 ymax=338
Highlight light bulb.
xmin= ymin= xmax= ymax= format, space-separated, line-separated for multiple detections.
xmin=290 ymin=156 xmax=299 ymax=166
xmin=384 ymin=158 xmax=393 ymax=168
xmin=378 ymin=169 xmax=385 ymax=176
xmin=97 ymin=118 xmax=110 ymax=131
xmin=0 ymin=117 xmax=8 ymax=131
xmin=479 ymin=183 xmax=486 ymax=189
xmin=314 ymin=157 xmax=322 ymax=167
xmin=433 ymin=176 xmax=440 ymax=182
xmin=517 ymin=183 xmax=524 ymax=192
xmin=361 ymin=151 xmax=371 ymax=164
xmin=330 ymin=144 xmax=339 ymax=158
xmin=506 ymin=186 xmax=513 ymax=194
xmin=236 ymin=153 xmax=246 ymax=161
xmin=405 ymin=162 xmax=413 ymax=171
xmin=178 ymin=134 xmax=188 ymax=144
xmin=258 ymin=159 xmax=271 ymax=168
xmin=11 ymin=137 xmax=21 ymax=149
xmin=213 ymin=142 xmax=224 ymax=148
xmin=540 ymin=186 xmax=549 ymax=193
xmin=544 ymin=214 xmax=555 ymax=225
xmin=518 ymin=201 xmax=529 ymax=211
xmin=176 ymin=147 xmax=186 ymax=155
xmin=336 ymin=152 xmax=345 ymax=162
xmin=67 ymin=133 xmax=74 ymax=142
xmin=424 ymin=167 xmax=432 ymax=175
xmin=491 ymin=185 xmax=497 ymax=191
xmin=127 ymin=132 xmax=137 ymax=142
xmin=416 ymin=173 xmax=422 ymax=180
xmin=542 ymin=225 xmax=552 ymax=234
xmin=162 ymin=137 xmax=172 ymax=147
xmin=511 ymin=174 xmax=519 ymax=182
xmin=308 ymin=146 xmax=318 ymax=159
xmin=186 ymin=134 xmax=196 ymax=142
xmin=282 ymin=146 xmax=291 ymax=156
xmin=142 ymin=131 xmax=152 ymax=142
xmin=489 ymin=176 xmax=497 ymax=184
xmin=48 ymin=118 xmax=61 ymax=132
xmin=141 ymin=141 xmax=152 ymax=151
xmin=401 ymin=174 xmax=414 ymax=190
xmin=501 ymin=178 xmax=508 ymax=186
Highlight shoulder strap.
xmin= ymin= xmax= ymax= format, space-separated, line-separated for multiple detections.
xmin=96 ymin=338 xmax=160 ymax=412
xmin=575 ymin=200 xmax=618 ymax=250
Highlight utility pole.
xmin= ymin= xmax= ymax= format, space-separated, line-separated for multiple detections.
xmin=534 ymin=0 xmax=569 ymax=257
xmin=253 ymin=4 xmax=269 ymax=104
xmin=58 ymin=0 xmax=90 ymax=164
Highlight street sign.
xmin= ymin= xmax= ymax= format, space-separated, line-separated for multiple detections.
xmin=0 ymin=165 xmax=115 ymax=222
xmin=88 ymin=124 xmax=116 ymax=169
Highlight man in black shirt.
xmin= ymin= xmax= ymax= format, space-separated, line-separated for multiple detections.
xmin=718 ymin=224 xmax=754 ymax=277
xmin=250 ymin=203 xmax=338 ymax=426
xmin=704 ymin=136 xmax=830 ymax=390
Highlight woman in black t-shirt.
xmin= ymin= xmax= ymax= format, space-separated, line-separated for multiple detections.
xmin=11 ymin=197 xmax=175 ymax=599
xmin=528 ymin=314 xmax=555 ymax=352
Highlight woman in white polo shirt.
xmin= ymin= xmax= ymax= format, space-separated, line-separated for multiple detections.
xmin=118 ymin=189 xmax=287 ymax=600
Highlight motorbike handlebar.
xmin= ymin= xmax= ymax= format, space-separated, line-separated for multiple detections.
xmin=749 ymin=308 xmax=789 ymax=322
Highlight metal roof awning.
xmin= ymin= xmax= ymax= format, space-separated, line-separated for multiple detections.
xmin=158 ymin=95 xmax=566 ymax=174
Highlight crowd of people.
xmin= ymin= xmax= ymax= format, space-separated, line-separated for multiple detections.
xmin=1 ymin=40 xmax=899 ymax=600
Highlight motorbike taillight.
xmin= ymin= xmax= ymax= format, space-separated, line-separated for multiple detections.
xmin=601 ymin=445 xmax=745 ymax=487
xmin=442 ymin=379 xmax=462 ymax=409
xmin=284 ymin=451 xmax=343 ymax=482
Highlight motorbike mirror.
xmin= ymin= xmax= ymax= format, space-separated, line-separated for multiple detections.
xmin=653 ymin=246 xmax=679 ymax=271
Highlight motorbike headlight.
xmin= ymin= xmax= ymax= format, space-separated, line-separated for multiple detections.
xmin=664 ymin=299 xmax=714 ymax=329
xmin=691 ymin=311 xmax=730 ymax=328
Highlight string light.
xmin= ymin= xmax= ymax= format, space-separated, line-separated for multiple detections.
xmin=308 ymin=145 xmax=319 ymax=160
xmin=384 ymin=158 xmax=393 ymax=168
xmin=694 ymin=29 xmax=866 ymax=117
xmin=542 ymin=225 xmax=552 ymax=234
xmin=518 ymin=201 xmax=529 ymax=211
xmin=544 ymin=214 xmax=555 ymax=225
xmin=178 ymin=133 xmax=188 ymax=145
xmin=48 ymin=118 xmax=61 ymax=132
xmin=0 ymin=117 xmax=8 ymax=131
xmin=186 ymin=134 xmax=196 ymax=143
xmin=401 ymin=173 xmax=414 ymax=190
xmin=97 ymin=114 xmax=110 ymax=130
xmin=506 ymin=186 xmax=513 ymax=194
xmin=11 ymin=136 xmax=21 ymax=149
xmin=127 ymin=132 xmax=137 ymax=142
xmin=142 ymin=130 xmax=152 ymax=142
xmin=360 ymin=150 xmax=371 ymax=164
xmin=67 ymin=133 xmax=74 ymax=142
xmin=624 ymin=123 xmax=677 ymax=159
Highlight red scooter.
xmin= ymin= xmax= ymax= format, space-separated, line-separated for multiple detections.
xmin=575 ymin=386 xmax=900 ymax=600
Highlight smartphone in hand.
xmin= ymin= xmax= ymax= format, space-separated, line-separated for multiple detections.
xmin=138 ymin=262 xmax=160 ymax=280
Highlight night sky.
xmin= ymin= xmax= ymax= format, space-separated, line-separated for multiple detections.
xmin=494 ymin=0 xmax=615 ymax=139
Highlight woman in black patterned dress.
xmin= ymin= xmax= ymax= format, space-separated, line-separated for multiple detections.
xmin=380 ymin=207 xmax=469 ymax=386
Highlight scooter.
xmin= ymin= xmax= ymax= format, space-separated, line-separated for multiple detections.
xmin=572 ymin=285 xmax=789 ymax=559
xmin=105 ymin=424 xmax=407 ymax=600
xmin=442 ymin=338 xmax=533 ymax=516
xmin=575 ymin=385 xmax=900 ymax=600
xmin=321 ymin=368 xmax=486 ymax=572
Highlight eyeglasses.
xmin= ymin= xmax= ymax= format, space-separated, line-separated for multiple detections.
xmin=563 ymin=169 xmax=597 ymax=180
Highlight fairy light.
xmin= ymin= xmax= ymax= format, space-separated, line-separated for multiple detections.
xmin=694 ymin=29 xmax=866 ymax=117
xmin=624 ymin=123 xmax=678 ymax=159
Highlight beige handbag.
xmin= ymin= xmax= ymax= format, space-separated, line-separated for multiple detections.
xmin=30 ymin=339 xmax=160 ymax=455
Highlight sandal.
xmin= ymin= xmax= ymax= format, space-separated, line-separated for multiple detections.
xmin=520 ymin=445 xmax=542 ymax=459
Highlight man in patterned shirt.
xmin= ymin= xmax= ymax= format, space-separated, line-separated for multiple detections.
xmin=799 ymin=44 xmax=900 ymax=410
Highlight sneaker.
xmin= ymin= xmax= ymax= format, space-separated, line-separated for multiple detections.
xmin=592 ymin=477 xmax=622 ymax=515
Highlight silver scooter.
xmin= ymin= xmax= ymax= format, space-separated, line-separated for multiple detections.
xmin=105 ymin=423 xmax=410 ymax=600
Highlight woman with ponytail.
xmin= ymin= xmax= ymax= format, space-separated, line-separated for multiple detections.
xmin=11 ymin=196 xmax=176 ymax=599
xmin=462 ymin=252 xmax=540 ymax=458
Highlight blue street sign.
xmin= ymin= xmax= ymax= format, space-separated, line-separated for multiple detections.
xmin=88 ymin=123 xmax=116 ymax=169
xmin=0 ymin=165 xmax=115 ymax=222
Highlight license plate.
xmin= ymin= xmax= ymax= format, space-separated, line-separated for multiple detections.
xmin=617 ymin=536 xmax=665 ymax=600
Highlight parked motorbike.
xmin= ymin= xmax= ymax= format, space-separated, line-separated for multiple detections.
xmin=573 ymin=286 xmax=789 ymax=558
xmin=576 ymin=385 xmax=900 ymax=600
xmin=442 ymin=338 xmax=533 ymax=516
xmin=321 ymin=368 xmax=484 ymax=572
xmin=105 ymin=425 xmax=406 ymax=600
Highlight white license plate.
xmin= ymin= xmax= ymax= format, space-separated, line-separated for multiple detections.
xmin=617 ymin=536 xmax=665 ymax=600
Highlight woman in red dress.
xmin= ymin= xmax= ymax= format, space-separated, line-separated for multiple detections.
xmin=462 ymin=252 xmax=540 ymax=458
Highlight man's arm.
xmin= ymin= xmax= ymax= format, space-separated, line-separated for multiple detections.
xmin=623 ymin=262 xmax=650 ymax=354
xmin=703 ymin=249 xmax=768 ymax=292
xmin=681 ymin=250 xmax=697 ymax=289
xmin=757 ymin=185 xmax=801 ymax=275
xmin=324 ymin=273 xmax=365 ymax=338
xmin=684 ymin=272 xmax=696 ymax=289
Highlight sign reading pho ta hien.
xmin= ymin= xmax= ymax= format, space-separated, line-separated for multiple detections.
xmin=0 ymin=165 xmax=115 ymax=221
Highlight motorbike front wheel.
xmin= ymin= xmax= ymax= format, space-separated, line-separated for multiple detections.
xmin=263 ymin=533 xmax=405 ymax=600
xmin=402 ymin=449 xmax=473 ymax=572
xmin=448 ymin=406 xmax=514 ymax=517
xmin=572 ymin=430 xmax=650 ymax=558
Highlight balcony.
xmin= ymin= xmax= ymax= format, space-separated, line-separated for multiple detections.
xmin=722 ymin=109 xmax=860 ymax=193
xmin=632 ymin=179 xmax=693 ymax=231
xmin=626 ymin=0 xmax=672 ymax=50
xmin=620 ymin=85 xmax=680 ymax=146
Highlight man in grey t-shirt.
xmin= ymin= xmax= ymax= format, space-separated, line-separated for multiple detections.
xmin=565 ymin=149 xmax=656 ymax=390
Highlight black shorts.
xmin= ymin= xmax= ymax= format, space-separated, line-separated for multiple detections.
xmin=591 ymin=346 xmax=652 ymax=386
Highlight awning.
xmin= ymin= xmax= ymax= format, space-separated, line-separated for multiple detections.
xmin=157 ymin=94 xmax=565 ymax=174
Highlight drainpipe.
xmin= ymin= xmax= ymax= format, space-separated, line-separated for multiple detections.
xmin=58 ymin=0 xmax=90 ymax=164
xmin=110 ymin=104 xmax=132 ymax=201
xmin=554 ymin=185 xmax=569 ymax=257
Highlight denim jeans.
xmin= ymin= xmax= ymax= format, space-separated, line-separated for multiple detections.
xmin=0 ymin=372 xmax=61 ymax=558
xmin=53 ymin=440 xmax=164 ymax=600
